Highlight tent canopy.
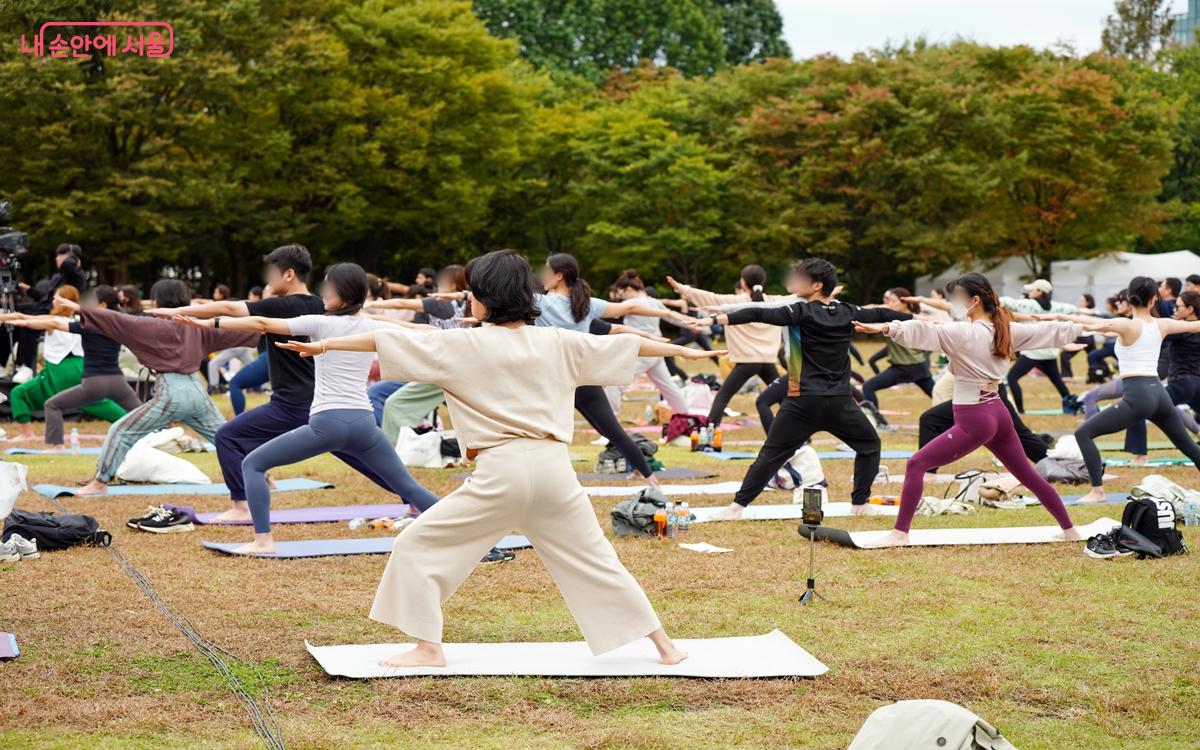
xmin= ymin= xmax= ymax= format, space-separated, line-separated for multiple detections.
xmin=915 ymin=250 xmax=1200 ymax=305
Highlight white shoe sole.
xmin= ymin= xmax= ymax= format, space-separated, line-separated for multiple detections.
xmin=17 ymin=551 xmax=39 ymax=560
xmin=137 ymin=522 xmax=195 ymax=534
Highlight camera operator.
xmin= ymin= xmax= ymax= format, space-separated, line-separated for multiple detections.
xmin=1 ymin=243 xmax=85 ymax=383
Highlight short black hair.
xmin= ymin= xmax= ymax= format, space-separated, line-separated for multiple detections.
xmin=322 ymin=262 xmax=368 ymax=316
xmin=464 ymin=250 xmax=541 ymax=325
xmin=248 ymin=286 xmax=263 ymax=298
xmin=55 ymin=243 xmax=81 ymax=259
xmin=792 ymin=258 xmax=838 ymax=296
xmin=91 ymin=284 xmax=119 ymax=308
xmin=418 ymin=267 xmax=436 ymax=279
xmin=1163 ymin=276 xmax=1182 ymax=297
xmin=150 ymin=279 xmax=192 ymax=309
xmin=1187 ymin=274 xmax=1200 ymax=286
xmin=263 ymin=244 xmax=311 ymax=280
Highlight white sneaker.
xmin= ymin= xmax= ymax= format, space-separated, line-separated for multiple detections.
xmin=7 ymin=533 xmax=37 ymax=560
xmin=723 ymin=408 xmax=743 ymax=418
xmin=0 ymin=540 xmax=19 ymax=563
xmin=11 ymin=366 xmax=32 ymax=384
xmin=590 ymin=436 xmax=610 ymax=446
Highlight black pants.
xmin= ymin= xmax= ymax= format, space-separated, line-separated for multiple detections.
xmin=1124 ymin=376 xmax=1200 ymax=454
xmin=1059 ymin=336 xmax=1094 ymax=378
xmin=862 ymin=363 xmax=935 ymax=406
xmin=1074 ymin=376 xmax=1200 ymax=486
xmin=867 ymin=347 xmax=888 ymax=375
xmin=918 ymin=385 xmax=1046 ymax=470
xmin=848 ymin=344 xmax=864 ymax=366
xmin=733 ymin=395 xmax=880 ymax=506
xmin=574 ymin=385 xmax=654 ymax=478
xmin=709 ymin=362 xmax=779 ymax=426
xmin=1006 ymin=355 xmax=1071 ymax=413
xmin=663 ymin=330 xmax=718 ymax=379
xmin=1087 ymin=341 xmax=1116 ymax=381
xmin=756 ymin=375 xmax=788 ymax=432
xmin=0 ymin=302 xmax=42 ymax=371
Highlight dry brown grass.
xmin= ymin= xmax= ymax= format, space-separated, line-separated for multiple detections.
xmin=2 ymin=346 xmax=1199 ymax=749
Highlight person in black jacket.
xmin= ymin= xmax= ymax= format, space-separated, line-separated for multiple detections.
xmin=2 ymin=243 xmax=85 ymax=380
xmin=703 ymin=258 xmax=912 ymax=520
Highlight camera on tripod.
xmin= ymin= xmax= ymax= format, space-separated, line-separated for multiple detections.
xmin=0 ymin=199 xmax=29 ymax=308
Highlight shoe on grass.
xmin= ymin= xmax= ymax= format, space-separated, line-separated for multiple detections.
xmin=1084 ymin=528 xmax=1130 ymax=560
xmin=128 ymin=505 xmax=165 ymax=530
xmin=7 ymin=533 xmax=38 ymax=560
xmin=0 ymin=539 xmax=19 ymax=563
xmin=136 ymin=506 xmax=195 ymax=534
xmin=480 ymin=547 xmax=516 ymax=565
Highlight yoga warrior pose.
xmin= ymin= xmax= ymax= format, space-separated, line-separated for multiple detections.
xmin=853 ymin=272 xmax=1083 ymax=547
xmin=60 ymin=280 xmax=261 ymax=495
xmin=1058 ymin=277 xmax=1200 ymax=504
xmin=999 ymin=280 xmax=1079 ymax=413
xmin=667 ymin=266 xmax=785 ymax=427
xmin=281 ymin=250 xmax=708 ymax=668
xmin=610 ymin=270 xmax=690 ymax=415
xmin=175 ymin=262 xmax=439 ymax=554
xmin=702 ymin=258 xmax=911 ymax=520
xmin=860 ymin=287 xmax=935 ymax=408
xmin=6 ymin=285 xmax=141 ymax=448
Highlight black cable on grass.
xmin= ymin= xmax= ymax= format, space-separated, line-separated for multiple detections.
xmin=47 ymin=495 xmax=286 ymax=750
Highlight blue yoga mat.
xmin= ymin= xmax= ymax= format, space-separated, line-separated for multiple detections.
xmin=34 ymin=477 xmax=333 ymax=498
xmin=203 ymin=534 xmax=532 ymax=559
xmin=6 ymin=447 xmax=102 ymax=456
xmin=708 ymin=449 xmax=915 ymax=461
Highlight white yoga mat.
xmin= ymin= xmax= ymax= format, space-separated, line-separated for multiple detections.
xmin=583 ymin=481 xmax=743 ymax=497
xmin=691 ymin=502 xmax=898 ymax=522
xmin=801 ymin=517 xmax=1117 ymax=549
xmin=305 ymin=629 xmax=826 ymax=679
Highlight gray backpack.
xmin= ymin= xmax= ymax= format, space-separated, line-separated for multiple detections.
xmin=610 ymin=488 xmax=668 ymax=537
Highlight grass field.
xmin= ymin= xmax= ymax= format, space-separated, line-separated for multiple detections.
xmin=2 ymin=346 xmax=1198 ymax=749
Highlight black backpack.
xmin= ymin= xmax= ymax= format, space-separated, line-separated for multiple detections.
xmin=1118 ymin=497 xmax=1187 ymax=559
xmin=3 ymin=509 xmax=111 ymax=551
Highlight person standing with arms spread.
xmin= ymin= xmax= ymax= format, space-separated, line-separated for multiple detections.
xmin=701 ymin=258 xmax=911 ymax=521
xmin=280 ymin=250 xmax=706 ymax=669
xmin=854 ymin=272 xmax=1083 ymax=547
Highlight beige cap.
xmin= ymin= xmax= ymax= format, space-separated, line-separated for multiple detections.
xmin=1024 ymin=279 xmax=1053 ymax=294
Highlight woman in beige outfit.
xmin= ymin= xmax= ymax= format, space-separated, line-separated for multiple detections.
xmin=281 ymin=250 xmax=720 ymax=668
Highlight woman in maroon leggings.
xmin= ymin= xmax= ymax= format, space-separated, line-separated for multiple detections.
xmin=853 ymin=272 xmax=1084 ymax=548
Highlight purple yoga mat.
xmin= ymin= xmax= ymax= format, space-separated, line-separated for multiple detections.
xmin=167 ymin=503 xmax=414 ymax=526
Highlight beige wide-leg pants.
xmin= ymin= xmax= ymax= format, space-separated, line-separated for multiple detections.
xmin=369 ymin=437 xmax=662 ymax=655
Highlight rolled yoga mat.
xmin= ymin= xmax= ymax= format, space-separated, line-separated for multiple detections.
xmin=169 ymin=503 xmax=413 ymax=526
xmin=35 ymin=477 xmax=333 ymax=498
xmin=305 ymin=629 xmax=826 ymax=679
xmin=203 ymin=534 xmax=531 ymax=559
xmin=798 ymin=517 xmax=1117 ymax=549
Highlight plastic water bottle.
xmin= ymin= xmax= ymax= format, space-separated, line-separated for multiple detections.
xmin=348 ymin=517 xmax=367 ymax=531
xmin=69 ymin=428 xmax=80 ymax=455
xmin=665 ymin=501 xmax=677 ymax=539
xmin=677 ymin=502 xmax=690 ymax=540
xmin=1185 ymin=501 xmax=1200 ymax=527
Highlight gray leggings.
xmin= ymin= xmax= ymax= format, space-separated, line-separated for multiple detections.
xmin=1074 ymin=376 xmax=1200 ymax=485
xmin=43 ymin=374 xmax=142 ymax=445
xmin=242 ymin=408 xmax=439 ymax=533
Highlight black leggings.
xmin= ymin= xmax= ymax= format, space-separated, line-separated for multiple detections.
xmin=862 ymin=363 xmax=934 ymax=406
xmin=868 ymin=347 xmax=888 ymax=375
xmin=664 ymin=331 xmax=719 ymax=379
xmin=1074 ymin=376 xmax=1200 ymax=486
xmin=1059 ymin=336 xmax=1094 ymax=378
xmin=734 ymin=395 xmax=880 ymax=506
xmin=918 ymin=385 xmax=1046 ymax=470
xmin=709 ymin=362 xmax=779 ymax=426
xmin=574 ymin=385 xmax=654 ymax=478
xmin=1007 ymin=355 xmax=1071 ymax=413
xmin=756 ymin=375 xmax=788 ymax=432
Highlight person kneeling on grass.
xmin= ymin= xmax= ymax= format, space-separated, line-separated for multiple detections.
xmin=279 ymin=249 xmax=711 ymax=668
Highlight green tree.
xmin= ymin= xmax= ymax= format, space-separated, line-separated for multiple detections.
xmin=1101 ymin=0 xmax=1176 ymax=62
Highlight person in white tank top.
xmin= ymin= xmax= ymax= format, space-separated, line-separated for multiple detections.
xmin=1045 ymin=276 xmax=1200 ymax=504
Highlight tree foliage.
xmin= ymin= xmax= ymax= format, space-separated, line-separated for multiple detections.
xmin=1101 ymin=0 xmax=1176 ymax=62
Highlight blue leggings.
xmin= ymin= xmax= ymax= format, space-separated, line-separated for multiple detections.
xmin=229 ymin=355 xmax=270 ymax=415
xmin=242 ymin=408 xmax=438 ymax=533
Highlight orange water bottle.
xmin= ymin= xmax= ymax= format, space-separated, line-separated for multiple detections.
xmin=690 ymin=430 xmax=700 ymax=452
xmin=712 ymin=428 xmax=723 ymax=452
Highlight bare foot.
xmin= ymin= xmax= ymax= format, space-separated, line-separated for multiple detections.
xmin=1074 ymin=488 xmax=1108 ymax=504
xmin=230 ymin=539 xmax=276 ymax=555
xmin=1131 ymin=455 xmax=1149 ymax=467
xmin=647 ymin=628 xmax=688 ymax=665
xmin=863 ymin=529 xmax=910 ymax=548
xmin=210 ymin=505 xmax=253 ymax=523
xmin=379 ymin=640 xmax=446 ymax=668
xmin=1053 ymin=526 xmax=1084 ymax=542
xmin=266 ymin=474 xmax=278 ymax=490
xmin=851 ymin=503 xmax=890 ymax=516
xmin=74 ymin=479 xmax=108 ymax=496
xmin=639 ymin=472 xmax=663 ymax=491
xmin=39 ymin=445 xmax=66 ymax=453
xmin=706 ymin=503 xmax=744 ymax=521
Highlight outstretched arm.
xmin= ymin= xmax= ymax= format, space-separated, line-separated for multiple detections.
xmin=365 ymin=298 xmax=424 ymax=312
xmin=277 ymin=331 xmax=379 ymax=357
xmin=636 ymin=339 xmax=727 ymax=360
xmin=8 ymin=316 xmax=70 ymax=332
xmin=149 ymin=300 xmax=250 ymax=319
xmin=1159 ymin=318 xmax=1200 ymax=336
xmin=599 ymin=300 xmax=699 ymax=328
xmin=175 ymin=314 xmax=290 ymax=335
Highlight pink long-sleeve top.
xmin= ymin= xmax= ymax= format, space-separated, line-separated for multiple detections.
xmin=886 ymin=318 xmax=1082 ymax=404
xmin=676 ymin=285 xmax=784 ymax=364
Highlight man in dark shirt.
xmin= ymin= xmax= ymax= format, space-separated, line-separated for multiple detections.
xmin=3 ymin=243 xmax=86 ymax=379
xmin=150 ymin=244 xmax=326 ymax=522
xmin=705 ymin=258 xmax=911 ymax=519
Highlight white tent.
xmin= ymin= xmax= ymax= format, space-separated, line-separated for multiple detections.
xmin=916 ymin=250 xmax=1200 ymax=305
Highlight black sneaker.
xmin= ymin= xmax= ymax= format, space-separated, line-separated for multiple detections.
xmin=127 ymin=505 xmax=164 ymax=529
xmin=480 ymin=547 xmax=516 ymax=565
xmin=1085 ymin=528 xmax=1131 ymax=559
xmin=136 ymin=506 xmax=195 ymax=534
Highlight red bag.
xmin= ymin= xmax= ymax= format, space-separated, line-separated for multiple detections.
xmin=663 ymin=414 xmax=708 ymax=442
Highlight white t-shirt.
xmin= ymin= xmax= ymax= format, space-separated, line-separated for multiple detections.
xmin=287 ymin=314 xmax=392 ymax=414
xmin=622 ymin=296 xmax=666 ymax=337
xmin=44 ymin=316 xmax=84 ymax=365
